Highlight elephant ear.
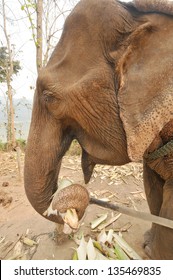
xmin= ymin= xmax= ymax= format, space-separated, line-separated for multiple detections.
xmin=117 ymin=20 xmax=173 ymax=161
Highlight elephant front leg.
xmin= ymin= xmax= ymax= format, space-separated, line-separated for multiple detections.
xmin=151 ymin=179 xmax=173 ymax=259
xmin=144 ymin=153 xmax=173 ymax=259
xmin=143 ymin=159 xmax=164 ymax=257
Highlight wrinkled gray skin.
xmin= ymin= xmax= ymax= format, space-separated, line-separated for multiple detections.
xmin=24 ymin=0 xmax=173 ymax=259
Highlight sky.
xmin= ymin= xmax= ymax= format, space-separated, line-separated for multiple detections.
xmin=0 ymin=0 xmax=130 ymax=102
xmin=0 ymin=0 xmax=79 ymax=101
xmin=1 ymin=0 xmax=37 ymax=101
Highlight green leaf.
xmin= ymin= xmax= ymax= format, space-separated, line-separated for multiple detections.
xmin=114 ymin=243 xmax=130 ymax=260
xmin=113 ymin=233 xmax=142 ymax=260
xmin=72 ymin=251 xmax=78 ymax=260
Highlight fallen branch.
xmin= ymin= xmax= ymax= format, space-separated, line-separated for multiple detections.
xmin=2 ymin=235 xmax=22 ymax=259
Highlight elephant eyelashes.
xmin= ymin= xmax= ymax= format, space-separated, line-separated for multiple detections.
xmin=42 ymin=90 xmax=56 ymax=103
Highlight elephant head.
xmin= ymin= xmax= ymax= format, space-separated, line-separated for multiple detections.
xmin=24 ymin=0 xmax=173 ymax=227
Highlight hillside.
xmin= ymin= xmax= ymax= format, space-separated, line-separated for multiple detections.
xmin=0 ymin=97 xmax=33 ymax=142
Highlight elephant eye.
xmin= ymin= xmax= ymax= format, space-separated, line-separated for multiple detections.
xmin=42 ymin=90 xmax=55 ymax=103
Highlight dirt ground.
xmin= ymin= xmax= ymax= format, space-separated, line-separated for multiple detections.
xmin=0 ymin=151 xmax=150 ymax=260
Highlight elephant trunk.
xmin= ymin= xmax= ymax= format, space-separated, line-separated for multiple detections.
xmin=24 ymin=97 xmax=72 ymax=223
xmin=24 ymin=155 xmax=62 ymax=223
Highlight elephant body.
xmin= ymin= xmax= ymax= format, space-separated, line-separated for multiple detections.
xmin=24 ymin=0 xmax=173 ymax=259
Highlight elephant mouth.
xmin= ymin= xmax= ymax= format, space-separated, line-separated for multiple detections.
xmin=41 ymin=141 xmax=96 ymax=226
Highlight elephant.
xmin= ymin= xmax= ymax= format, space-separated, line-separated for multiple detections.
xmin=24 ymin=0 xmax=173 ymax=259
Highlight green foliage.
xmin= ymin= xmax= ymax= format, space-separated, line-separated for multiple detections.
xmin=20 ymin=0 xmax=36 ymax=11
xmin=0 ymin=47 xmax=21 ymax=83
xmin=0 ymin=139 xmax=80 ymax=153
xmin=0 ymin=140 xmax=7 ymax=151
xmin=0 ymin=139 xmax=26 ymax=151
xmin=16 ymin=139 xmax=26 ymax=150
xmin=20 ymin=0 xmax=37 ymax=46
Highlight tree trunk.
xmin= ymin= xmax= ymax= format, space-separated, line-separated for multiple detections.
xmin=2 ymin=0 xmax=16 ymax=149
xmin=36 ymin=0 xmax=43 ymax=73
xmin=7 ymin=83 xmax=16 ymax=148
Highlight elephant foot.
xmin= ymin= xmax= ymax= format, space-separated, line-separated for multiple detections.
xmin=143 ymin=229 xmax=154 ymax=258
xmin=144 ymin=244 xmax=152 ymax=258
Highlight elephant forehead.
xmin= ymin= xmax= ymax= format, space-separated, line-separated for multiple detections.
xmin=48 ymin=0 xmax=135 ymax=63
xmin=42 ymin=0 xmax=136 ymax=90
xmin=65 ymin=0 xmax=132 ymax=33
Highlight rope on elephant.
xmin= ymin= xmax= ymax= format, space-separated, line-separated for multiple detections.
xmin=146 ymin=140 xmax=173 ymax=161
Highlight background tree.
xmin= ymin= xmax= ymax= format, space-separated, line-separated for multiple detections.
xmin=19 ymin=0 xmax=79 ymax=72
xmin=1 ymin=0 xmax=22 ymax=149
xmin=0 ymin=46 xmax=21 ymax=82
xmin=20 ymin=0 xmax=42 ymax=73
xmin=0 ymin=0 xmax=79 ymax=147
xmin=36 ymin=0 xmax=43 ymax=72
